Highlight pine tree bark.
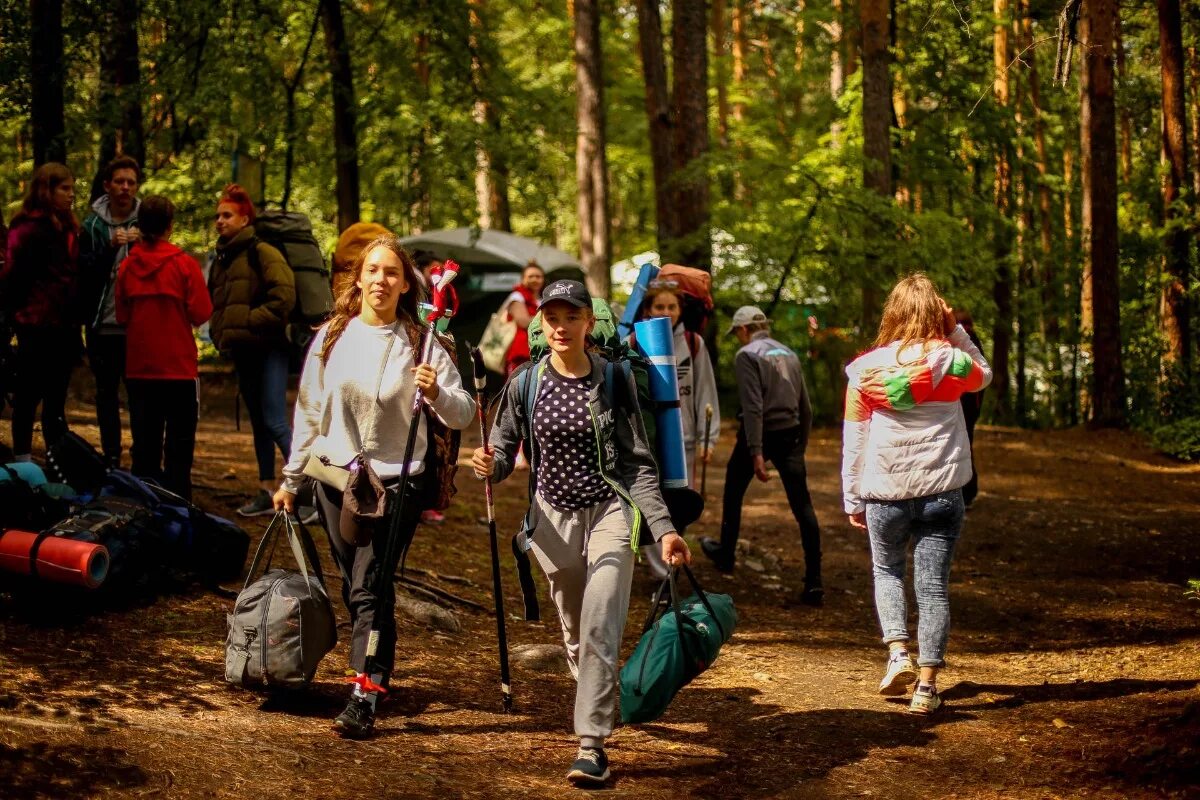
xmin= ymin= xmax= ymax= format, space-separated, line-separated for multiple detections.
xmin=30 ymin=0 xmax=66 ymax=166
xmin=469 ymin=0 xmax=511 ymax=232
xmin=574 ymin=0 xmax=611 ymax=299
xmin=410 ymin=26 xmax=432 ymax=232
xmin=991 ymin=0 xmax=1014 ymax=422
xmin=1024 ymin=6 xmax=1061 ymax=422
xmin=829 ymin=0 xmax=846 ymax=142
xmin=635 ymin=0 xmax=675 ymax=249
xmin=1080 ymin=0 xmax=1127 ymax=427
xmin=860 ymin=0 xmax=892 ymax=330
xmin=1115 ymin=9 xmax=1133 ymax=184
xmin=669 ymin=0 xmax=712 ymax=270
xmin=1158 ymin=0 xmax=1191 ymax=373
xmin=713 ymin=0 xmax=731 ymax=149
xmin=320 ymin=0 xmax=361 ymax=232
xmin=96 ymin=0 xmax=144 ymax=195
xmin=732 ymin=0 xmax=748 ymax=123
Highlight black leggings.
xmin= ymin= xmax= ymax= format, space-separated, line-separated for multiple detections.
xmin=315 ymin=479 xmax=423 ymax=677
xmin=719 ymin=424 xmax=822 ymax=580
xmin=127 ymin=378 xmax=199 ymax=501
xmin=10 ymin=326 xmax=80 ymax=456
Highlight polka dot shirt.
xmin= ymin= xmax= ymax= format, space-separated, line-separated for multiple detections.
xmin=532 ymin=364 xmax=615 ymax=511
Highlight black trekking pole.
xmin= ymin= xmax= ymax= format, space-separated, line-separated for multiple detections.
xmin=701 ymin=403 xmax=713 ymax=498
xmin=348 ymin=261 xmax=460 ymax=698
xmin=469 ymin=344 xmax=513 ymax=712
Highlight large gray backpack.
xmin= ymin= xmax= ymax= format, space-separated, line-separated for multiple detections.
xmin=225 ymin=513 xmax=336 ymax=690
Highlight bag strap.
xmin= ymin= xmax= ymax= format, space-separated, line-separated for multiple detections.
xmin=635 ymin=568 xmax=702 ymax=695
xmin=242 ymin=512 xmax=327 ymax=595
xmin=676 ymin=563 xmax=726 ymax=641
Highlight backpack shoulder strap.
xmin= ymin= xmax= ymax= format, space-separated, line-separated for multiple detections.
xmin=686 ymin=330 xmax=700 ymax=360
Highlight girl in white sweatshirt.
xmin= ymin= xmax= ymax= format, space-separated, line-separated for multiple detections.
xmin=841 ymin=273 xmax=992 ymax=715
xmin=274 ymin=236 xmax=475 ymax=739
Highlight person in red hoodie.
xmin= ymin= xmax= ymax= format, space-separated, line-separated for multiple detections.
xmin=115 ymin=196 xmax=213 ymax=500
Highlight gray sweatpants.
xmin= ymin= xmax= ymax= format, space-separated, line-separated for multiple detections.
xmin=529 ymin=492 xmax=634 ymax=746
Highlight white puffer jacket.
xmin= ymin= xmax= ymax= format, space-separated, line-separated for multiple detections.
xmin=841 ymin=325 xmax=992 ymax=514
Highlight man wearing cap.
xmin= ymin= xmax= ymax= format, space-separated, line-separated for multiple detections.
xmin=700 ymin=306 xmax=823 ymax=604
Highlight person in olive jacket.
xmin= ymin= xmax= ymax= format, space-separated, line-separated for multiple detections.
xmin=207 ymin=183 xmax=297 ymax=517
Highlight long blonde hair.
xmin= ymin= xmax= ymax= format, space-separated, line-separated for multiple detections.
xmin=872 ymin=273 xmax=949 ymax=354
xmin=321 ymin=235 xmax=426 ymax=364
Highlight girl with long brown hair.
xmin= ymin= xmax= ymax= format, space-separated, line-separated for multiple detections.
xmin=1 ymin=163 xmax=82 ymax=459
xmin=275 ymin=236 xmax=474 ymax=739
xmin=841 ymin=273 xmax=992 ymax=714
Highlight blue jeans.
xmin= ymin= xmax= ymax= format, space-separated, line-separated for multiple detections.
xmin=233 ymin=347 xmax=292 ymax=482
xmin=866 ymin=489 xmax=964 ymax=668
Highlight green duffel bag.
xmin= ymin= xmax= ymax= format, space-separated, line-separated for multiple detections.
xmin=620 ymin=565 xmax=736 ymax=724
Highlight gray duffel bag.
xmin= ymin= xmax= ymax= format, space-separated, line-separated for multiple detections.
xmin=225 ymin=511 xmax=336 ymax=690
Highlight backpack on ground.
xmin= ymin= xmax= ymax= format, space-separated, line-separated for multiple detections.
xmin=249 ymin=210 xmax=334 ymax=353
xmin=225 ymin=512 xmax=336 ymax=691
xmin=620 ymin=565 xmax=736 ymax=724
xmin=46 ymin=431 xmax=109 ymax=494
xmin=48 ymin=496 xmax=163 ymax=599
xmin=654 ymin=263 xmax=714 ymax=335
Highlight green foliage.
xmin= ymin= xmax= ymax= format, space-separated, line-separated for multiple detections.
xmin=1151 ymin=417 xmax=1200 ymax=462
xmin=0 ymin=0 xmax=1194 ymax=431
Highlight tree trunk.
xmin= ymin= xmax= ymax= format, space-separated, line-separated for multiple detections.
xmin=732 ymin=0 xmax=747 ymax=123
xmin=1064 ymin=138 xmax=1081 ymax=425
xmin=829 ymin=0 xmax=846 ymax=142
xmin=574 ymin=0 xmax=611 ymax=299
xmin=713 ymin=0 xmax=731 ymax=149
xmin=991 ymin=0 xmax=1014 ymax=423
xmin=860 ymin=0 xmax=892 ymax=329
xmin=668 ymin=0 xmax=711 ymax=270
xmin=282 ymin=8 xmax=322 ymax=212
xmin=1114 ymin=8 xmax=1133 ymax=185
xmin=1024 ymin=6 xmax=1061 ymax=422
xmin=635 ymin=0 xmax=675 ymax=249
xmin=320 ymin=0 xmax=361 ymax=232
xmin=1190 ymin=44 xmax=1200 ymax=200
xmin=1080 ymin=0 xmax=1127 ymax=427
xmin=469 ymin=0 xmax=511 ymax=232
xmin=1013 ymin=17 xmax=1030 ymax=425
xmin=410 ymin=27 xmax=432 ymax=232
xmin=95 ymin=0 xmax=144 ymax=199
xmin=30 ymin=0 xmax=66 ymax=166
xmin=1158 ymin=0 xmax=1191 ymax=373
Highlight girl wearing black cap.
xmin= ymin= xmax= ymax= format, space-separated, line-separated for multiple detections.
xmin=471 ymin=279 xmax=691 ymax=787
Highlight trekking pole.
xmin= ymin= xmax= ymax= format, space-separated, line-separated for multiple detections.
xmin=469 ymin=344 xmax=513 ymax=712
xmin=701 ymin=404 xmax=713 ymax=498
xmin=348 ymin=260 xmax=460 ymax=698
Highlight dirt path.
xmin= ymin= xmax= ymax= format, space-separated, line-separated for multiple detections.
xmin=3 ymin=408 xmax=1200 ymax=799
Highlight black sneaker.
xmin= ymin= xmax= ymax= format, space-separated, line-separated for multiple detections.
xmin=566 ymin=747 xmax=610 ymax=786
xmin=333 ymin=697 xmax=376 ymax=739
xmin=699 ymin=536 xmax=734 ymax=573
xmin=237 ymin=490 xmax=275 ymax=518
xmin=801 ymin=577 xmax=824 ymax=607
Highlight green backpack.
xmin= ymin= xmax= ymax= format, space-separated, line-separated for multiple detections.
xmin=526 ymin=298 xmax=657 ymax=443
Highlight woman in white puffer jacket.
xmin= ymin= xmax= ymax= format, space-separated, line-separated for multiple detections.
xmin=841 ymin=273 xmax=992 ymax=715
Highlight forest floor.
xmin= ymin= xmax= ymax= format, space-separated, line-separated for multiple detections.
xmin=2 ymin=386 xmax=1200 ymax=799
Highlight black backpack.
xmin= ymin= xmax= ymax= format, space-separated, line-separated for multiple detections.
xmin=249 ymin=210 xmax=334 ymax=351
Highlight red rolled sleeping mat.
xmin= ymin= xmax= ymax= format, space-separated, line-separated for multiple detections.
xmin=0 ymin=530 xmax=110 ymax=589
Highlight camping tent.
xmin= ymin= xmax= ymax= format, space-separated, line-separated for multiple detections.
xmin=397 ymin=228 xmax=583 ymax=379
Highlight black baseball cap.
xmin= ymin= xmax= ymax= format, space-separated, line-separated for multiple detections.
xmin=539 ymin=279 xmax=591 ymax=309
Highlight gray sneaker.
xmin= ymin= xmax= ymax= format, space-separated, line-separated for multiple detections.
xmin=237 ymin=490 xmax=275 ymax=518
xmin=878 ymin=650 xmax=917 ymax=696
xmin=567 ymin=747 xmax=610 ymax=786
xmin=908 ymin=683 xmax=942 ymax=714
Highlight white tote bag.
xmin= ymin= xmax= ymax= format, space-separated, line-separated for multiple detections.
xmin=479 ymin=302 xmax=518 ymax=373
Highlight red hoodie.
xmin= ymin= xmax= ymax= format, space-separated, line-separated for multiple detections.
xmin=115 ymin=239 xmax=213 ymax=380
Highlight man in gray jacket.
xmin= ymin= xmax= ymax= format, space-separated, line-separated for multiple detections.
xmin=80 ymin=155 xmax=142 ymax=467
xmin=700 ymin=305 xmax=823 ymax=605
